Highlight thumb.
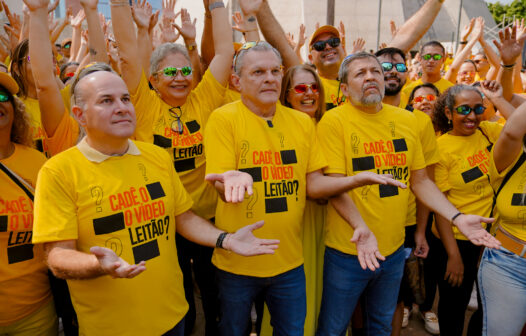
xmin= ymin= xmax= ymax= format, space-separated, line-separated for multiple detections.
xmin=246 ymin=220 xmax=264 ymax=232
xmin=205 ymin=173 xmax=224 ymax=183
xmin=479 ymin=216 xmax=495 ymax=224
xmin=90 ymin=246 xmax=111 ymax=258
xmin=350 ymin=229 xmax=362 ymax=243
xmin=172 ymin=23 xmax=182 ymax=33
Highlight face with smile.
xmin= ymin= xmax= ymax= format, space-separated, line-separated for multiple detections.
xmin=308 ymin=32 xmax=345 ymax=75
xmin=412 ymin=87 xmax=437 ymax=116
xmin=457 ymin=62 xmax=476 ymax=85
xmin=286 ymin=69 xmax=319 ymax=117
xmin=151 ymin=52 xmax=193 ymax=104
xmin=341 ymin=57 xmax=385 ymax=109
xmin=377 ymin=53 xmax=407 ymax=96
xmin=74 ymin=72 xmax=136 ymax=142
xmin=446 ymin=89 xmax=484 ymax=136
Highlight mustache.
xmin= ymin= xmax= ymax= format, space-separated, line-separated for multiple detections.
xmin=363 ymin=82 xmax=380 ymax=91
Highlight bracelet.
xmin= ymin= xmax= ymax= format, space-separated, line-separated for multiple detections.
xmin=209 ymin=2 xmax=225 ymax=11
xmin=450 ymin=212 xmax=463 ymax=225
xmin=216 ymin=232 xmax=228 ymax=249
xmin=205 ymin=12 xmax=212 ymax=19
xmin=459 ymin=41 xmax=467 ymax=45
xmin=501 ymin=63 xmax=516 ymax=69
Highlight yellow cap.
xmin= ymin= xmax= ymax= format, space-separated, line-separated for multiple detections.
xmin=309 ymin=25 xmax=340 ymax=48
xmin=0 ymin=72 xmax=19 ymax=95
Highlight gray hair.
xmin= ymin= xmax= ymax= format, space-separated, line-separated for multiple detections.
xmin=234 ymin=41 xmax=282 ymax=75
xmin=150 ymin=43 xmax=191 ymax=76
xmin=70 ymin=62 xmax=117 ymax=109
xmin=338 ymin=52 xmax=382 ymax=83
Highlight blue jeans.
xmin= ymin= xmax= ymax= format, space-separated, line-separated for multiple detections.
xmin=216 ymin=265 xmax=306 ymax=336
xmin=316 ymin=246 xmax=405 ymax=336
xmin=478 ymin=247 xmax=526 ymax=336
xmin=163 ymin=317 xmax=185 ymax=336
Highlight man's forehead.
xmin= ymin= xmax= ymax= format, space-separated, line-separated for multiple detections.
xmin=422 ymin=45 xmax=443 ymax=55
xmin=377 ymin=53 xmax=404 ymax=63
xmin=80 ymin=72 xmax=129 ymax=97
xmin=243 ymin=50 xmax=281 ymax=69
xmin=349 ymin=57 xmax=381 ymax=72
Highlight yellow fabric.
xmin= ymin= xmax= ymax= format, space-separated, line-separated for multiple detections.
xmin=222 ymin=87 xmax=241 ymax=105
xmin=132 ymin=69 xmax=225 ymax=219
xmin=46 ymin=111 xmax=80 ymax=157
xmin=0 ymin=144 xmax=50 ymax=326
xmin=33 ymin=140 xmax=193 ymax=336
xmin=474 ymin=73 xmax=485 ymax=82
xmin=402 ymin=77 xmax=454 ymax=100
xmin=320 ymin=76 xmax=345 ymax=111
xmin=18 ymin=86 xmax=71 ymax=157
xmin=489 ymin=147 xmax=526 ymax=241
xmin=0 ymin=298 xmax=57 ymax=335
xmin=433 ymin=121 xmax=503 ymax=240
xmin=317 ymin=103 xmax=426 ymax=256
xmin=205 ymin=101 xmax=327 ymax=277
xmin=398 ymin=79 xmax=414 ymax=109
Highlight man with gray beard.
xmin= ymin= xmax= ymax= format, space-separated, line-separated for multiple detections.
xmin=315 ymin=52 xmax=498 ymax=335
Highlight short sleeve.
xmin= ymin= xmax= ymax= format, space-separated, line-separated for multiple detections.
xmin=417 ymin=111 xmax=440 ymax=166
xmin=33 ymin=165 xmax=78 ymax=243
xmin=131 ymin=71 xmax=161 ymax=142
xmin=317 ymin=112 xmax=346 ymax=175
xmin=306 ymin=120 xmax=327 ymax=173
xmin=434 ymin=152 xmax=451 ymax=193
xmin=410 ymin=125 xmax=426 ymax=171
xmin=204 ymin=109 xmax=238 ymax=174
xmin=46 ymin=112 xmax=80 ymax=157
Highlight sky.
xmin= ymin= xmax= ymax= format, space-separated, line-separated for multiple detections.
xmin=485 ymin=0 xmax=515 ymax=4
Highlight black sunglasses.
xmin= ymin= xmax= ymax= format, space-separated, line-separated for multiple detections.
xmin=381 ymin=62 xmax=407 ymax=73
xmin=311 ymin=37 xmax=341 ymax=52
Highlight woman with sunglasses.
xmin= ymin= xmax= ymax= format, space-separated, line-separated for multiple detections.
xmin=429 ymin=85 xmax=503 ymax=336
xmin=0 ymin=72 xmax=57 ymax=335
xmin=408 ymin=83 xmax=440 ymax=133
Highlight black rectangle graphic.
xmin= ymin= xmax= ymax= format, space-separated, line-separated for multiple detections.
xmin=461 ymin=166 xmax=484 ymax=184
xmin=280 ymin=150 xmax=297 ymax=165
xmin=174 ymin=158 xmax=196 ymax=172
xmin=146 ymin=182 xmax=166 ymax=200
xmin=0 ymin=216 xmax=7 ymax=232
xmin=8 ymin=244 xmax=34 ymax=264
xmin=265 ymin=197 xmax=288 ymax=213
xmin=153 ymin=135 xmax=172 ymax=148
xmin=132 ymin=239 xmax=160 ymax=263
xmin=511 ymin=193 xmax=526 ymax=206
xmin=352 ymin=156 xmax=375 ymax=172
xmin=185 ymin=120 xmax=201 ymax=133
xmin=240 ymin=167 xmax=262 ymax=182
xmin=93 ymin=212 xmax=125 ymax=235
xmin=379 ymin=185 xmax=399 ymax=198
xmin=393 ymin=139 xmax=408 ymax=152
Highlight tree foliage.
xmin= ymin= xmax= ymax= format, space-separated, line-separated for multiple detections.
xmin=487 ymin=1 xmax=526 ymax=24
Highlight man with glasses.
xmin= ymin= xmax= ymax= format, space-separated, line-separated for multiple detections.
xmin=375 ymin=47 xmax=441 ymax=334
xmin=315 ymin=52 xmax=499 ymax=336
xmin=402 ymin=41 xmax=454 ymax=98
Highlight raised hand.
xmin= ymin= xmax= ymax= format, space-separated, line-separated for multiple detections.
xmin=515 ymin=18 xmax=526 ymax=43
xmin=460 ymin=17 xmax=475 ymax=41
xmin=223 ymin=221 xmax=280 ymax=256
xmin=351 ymin=37 xmax=366 ymax=54
xmin=173 ymin=8 xmax=196 ymax=42
xmin=238 ymin=0 xmax=263 ymax=15
xmin=351 ymin=226 xmax=385 ymax=271
xmin=160 ymin=15 xmax=180 ymax=43
xmin=71 ymin=9 xmax=86 ymax=29
xmin=90 ymin=246 xmax=146 ymax=279
xmin=338 ymin=20 xmax=346 ymax=43
xmin=231 ymin=11 xmax=248 ymax=33
xmin=285 ymin=32 xmax=296 ymax=49
xmin=453 ymin=214 xmax=499 ymax=249
xmin=132 ymin=0 xmax=153 ymax=29
xmin=471 ymin=17 xmax=484 ymax=41
xmin=205 ymin=170 xmax=254 ymax=203
xmin=162 ymin=0 xmax=178 ymax=22
xmin=494 ymin=26 xmax=523 ymax=65
xmin=297 ymin=24 xmax=306 ymax=49
xmin=390 ymin=20 xmax=398 ymax=38
xmin=47 ymin=0 xmax=59 ymax=13
xmin=480 ymin=80 xmax=503 ymax=102
xmin=351 ymin=171 xmax=407 ymax=189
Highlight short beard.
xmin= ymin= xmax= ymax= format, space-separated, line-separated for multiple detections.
xmin=362 ymin=93 xmax=383 ymax=105
xmin=384 ymin=76 xmax=404 ymax=96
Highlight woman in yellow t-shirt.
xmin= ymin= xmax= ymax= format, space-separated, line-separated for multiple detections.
xmin=0 ymin=72 xmax=56 ymax=335
xmin=430 ymin=84 xmax=502 ymax=336
xmin=479 ymin=98 xmax=526 ymax=336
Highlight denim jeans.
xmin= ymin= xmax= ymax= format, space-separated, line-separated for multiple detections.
xmin=163 ymin=318 xmax=185 ymax=336
xmin=478 ymin=247 xmax=526 ymax=336
xmin=216 ymin=265 xmax=306 ymax=336
xmin=316 ymin=246 xmax=405 ymax=336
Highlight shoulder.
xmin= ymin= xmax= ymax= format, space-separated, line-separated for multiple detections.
xmin=134 ymin=141 xmax=172 ymax=160
xmin=479 ymin=120 xmax=503 ymax=140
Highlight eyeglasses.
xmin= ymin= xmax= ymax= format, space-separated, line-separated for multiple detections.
xmin=311 ymin=37 xmax=341 ymax=52
xmin=290 ymin=83 xmax=319 ymax=94
xmin=169 ymin=106 xmax=184 ymax=135
xmin=157 ymin=66 xmax=193 ymax=77
xmin=422 ymin=54 xmax=443 ymax=61
xmin=233 ymin=41 xmax=259 ymax=72
xmin=413 ymin=94 xmax=436 ymax=103
xmin=64 ymin=43 xmax=71 ymax=49
xmin=0 ymin=91 xmax=10 ymax=102
xmin=65 ymin=72 xmax=75 ymax=78
xmin=381 ymin=62 xmax=407 ymax=73
xmin=454 ymin=105 xmax=486 ymax=115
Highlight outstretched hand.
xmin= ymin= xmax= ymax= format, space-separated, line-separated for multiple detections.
xmin=206 ymin=170 xmax=253 ymax=203
xmin=351 ymin=226 xmax=385 ymax=271
xmin=224 ymin=221 xmax=280 ymax=256
xmin=453 ymin=214 xmax=500 ymax=249
xmin=90 ymin=246 xmax=146 ymax=279
xmin=173 ymin=8 xmax=196 ymax=41
xmin=351 ymin=171 xmax=407 ymax=189
xmin=494 ymin=26 xmax=524 ymax=65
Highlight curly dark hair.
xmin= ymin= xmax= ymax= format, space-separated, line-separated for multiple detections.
xmin=432 ymin=84 xmax=483 ymax=134
xmin=10 ymin=95 xmax=33 ymax=147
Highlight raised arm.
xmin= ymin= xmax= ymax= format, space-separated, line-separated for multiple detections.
xmin=256 ymin=0 xmax=300 ymax=69
xmin=233 ymin=0 xmax=261 ymax=43
xmin=200 ymin=0 xmax=214 ymax=68
xmin=50 ymin=7 xmax=71 ymax=44
xmin=481 ymin=80 xmax=515 ymax=120
xmin=388 ymin=0 xmax=444 ymax=54
xmin=494 ymin=102 xmax=526 ymax=174
xmin=24 ymin=0 xmax=65 ymax=137
xmin=494 ymin=26 xmax=526 ymax=105
xmin=445 ymin=17 xmax=483 ymax=82
xmin=80 ymin=0 xmax=109 ymax=63
xmin=131 ymin=0 xmax=154 ymax=76
xmin=206 ymin=0 xmax=234 ymax=85
xmin=69 ymin=9 xmax=85 ymax=62
xmin=173 ymin=9 xmax=202 ymax=86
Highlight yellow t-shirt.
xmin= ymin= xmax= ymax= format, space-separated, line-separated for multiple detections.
xmin=204 ymin=101 xmax=327 ymax=277
xmin=398 ymin=79 xmax=414 ymax=109
xmin=320 ymin=76 xmax=345 ymax=111
xmin=222 ymin=87 xmax=241 ymax=105
xmin=132 ymin=70 xmax=226 ymax=219
xmin=434 ymin=121 xmax=503 ymax=240
xmin=489 ymin=147 xmax=526 ymax=241
xmin=317 ymin=103 xmax=426 ymax=256
xmin=405 ymin=109 xmax=440 ymax=226
xmin=46 ymin=111 xmax=81 ymax=157
xmin=0 ymin=144 xmax=50 ymax=326
xmin=402 ymin=77 xmax=454 ymax=102
xmin=33 ymin=139 xmax=193 ymax=336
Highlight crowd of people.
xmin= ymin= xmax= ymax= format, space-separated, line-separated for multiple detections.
xmin=1 ymin=0 xmax=526 ymax=335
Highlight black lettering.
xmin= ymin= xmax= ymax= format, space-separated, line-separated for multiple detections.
xmin=128 ymin=228 xmax=138 ymax=245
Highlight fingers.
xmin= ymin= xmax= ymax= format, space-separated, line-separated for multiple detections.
xmin=357 ymin=252 xmax=368 ymax=270
xmin=237 ymin=184 xmax=245 ymax=203
xmin=478 ymin=216 xmax=495 ymax=224
xmin=205 ymin=173 xmax=225 ymax=183
xmin=247 ymin=220 xmax=265 ymax=231
xmin=90 ymin=245 xmax=113 ymax=257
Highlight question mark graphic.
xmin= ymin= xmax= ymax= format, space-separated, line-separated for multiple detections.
xmin=105 ymin=237 xmax=123 ymax=256
xmin=293 ymin=180 xmax=299 ymax=201
xmin=137 ymin=163 xmax=148 ymax=181
xmin=240 ymin=141 xmax=249 ymax=165
xmin=473 ymin=181 xmax=485 ymax=197
xmin=245 ymin=188 xmax=258 ymax=218
xmin=361 ymin=185 xmax=371 ymax=200
xmin=351 ymin=133 xmax=360 ymax=154
xmin=389 ymin=121 xmax=396 ymax=137
xmin=518 ymin=209 xmax=526 ymax=230
xmin=91 ymin=186 xmax=103 ymax=212
xmin=278 ymin=133 xmax=285 ymax=148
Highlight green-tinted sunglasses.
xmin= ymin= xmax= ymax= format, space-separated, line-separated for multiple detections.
xmin=158 ymin=66 xmax=193 ymax=77
xmin=454 ymin=105 xmax=486 ymax=115
xmin=0 ymin=91 xmax=11 ymax=102
xmin=422 ymin=54 xmax=442 ymax=61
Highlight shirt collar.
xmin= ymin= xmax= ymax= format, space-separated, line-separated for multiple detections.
xmin=77 ymin=137 xmax=141 ymax=163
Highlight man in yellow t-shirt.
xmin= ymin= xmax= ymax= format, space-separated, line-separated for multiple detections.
xmin=315 ymin=52 xmax=498 ymax=336
xmin=204 ymin=42 xmax=401 ymax=336
xmin=32 ymin=66 xmax=279 ymax=336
